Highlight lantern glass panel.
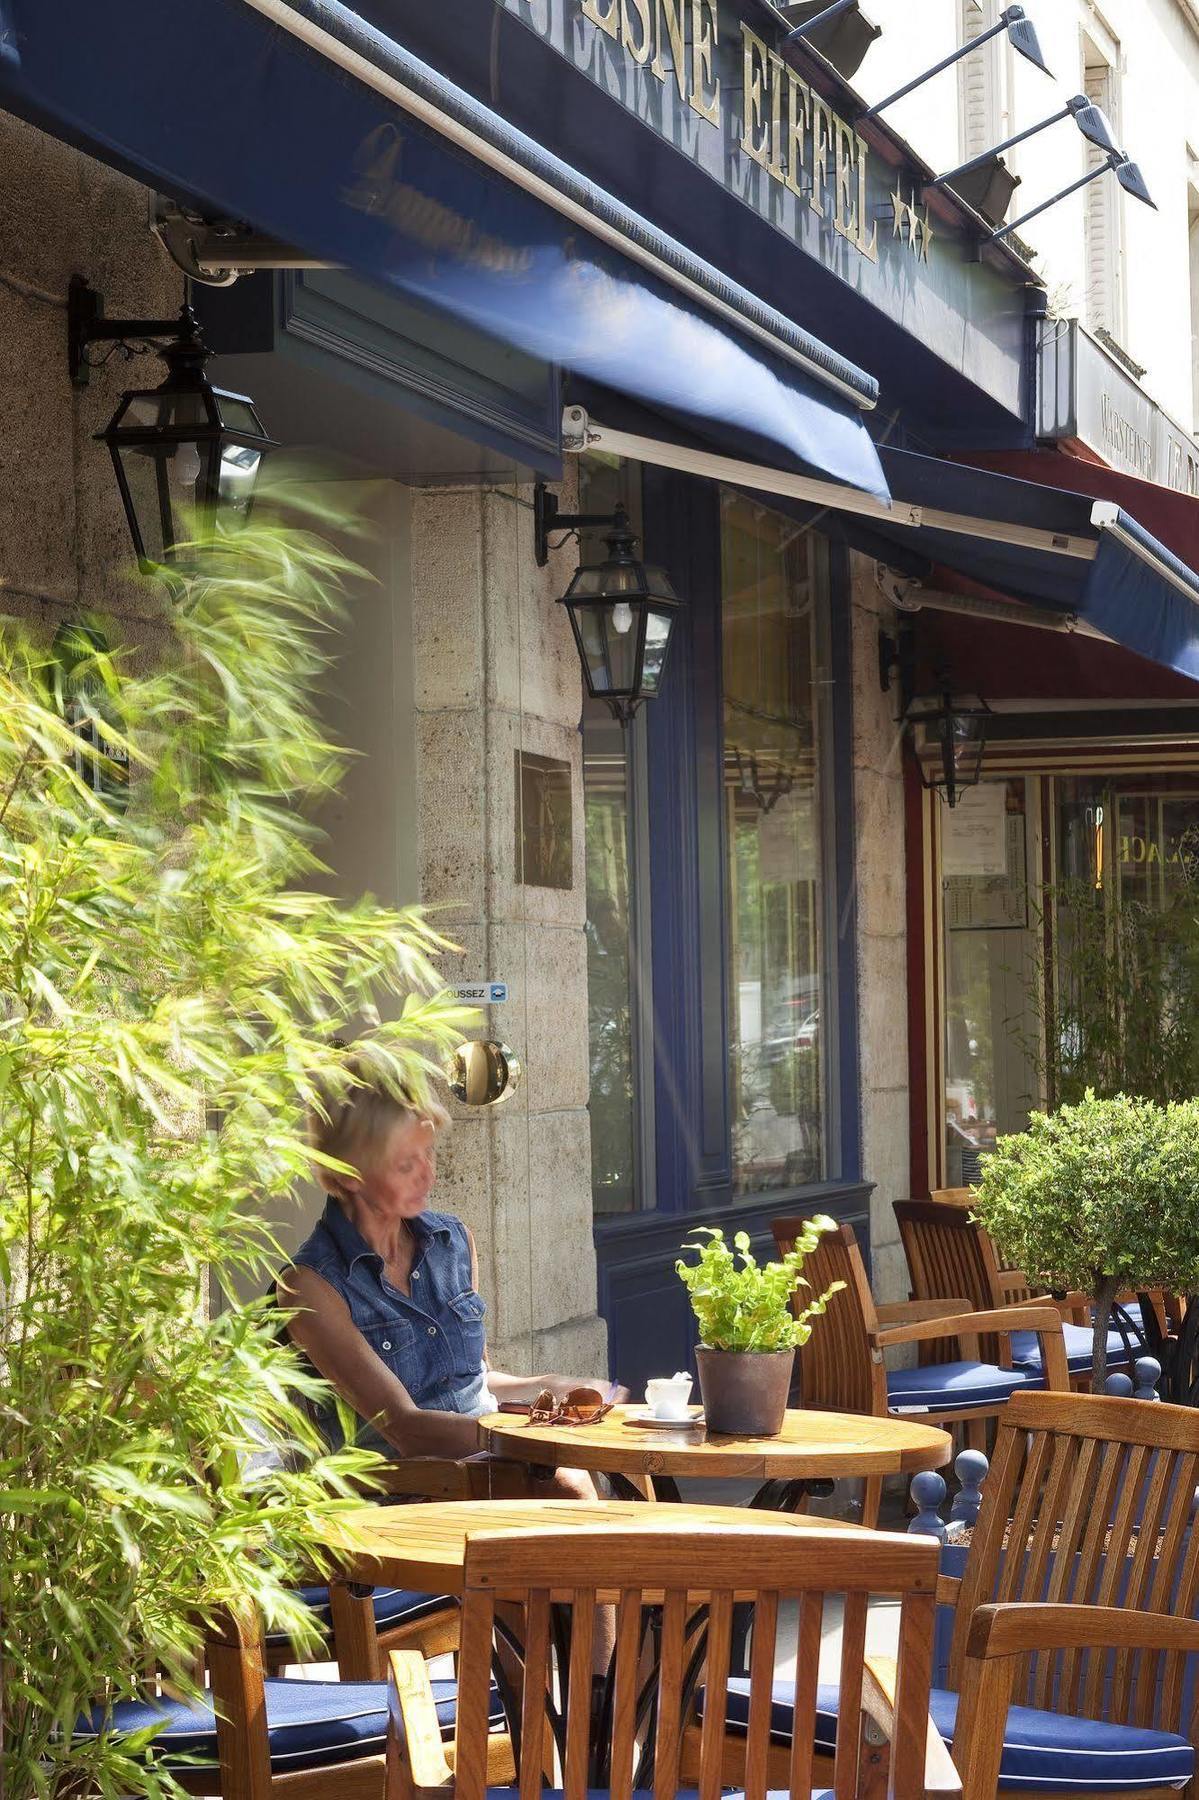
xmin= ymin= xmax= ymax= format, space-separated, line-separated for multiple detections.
xmin=218 ymin=443 xmax=262 ymax=513
xmin=639 ymin=609 xmax=674 ymax=692
xmin=572 ymin=602 xmax=641 ymax=697
xmin=110 ymin=438 xmax=212 ymax=567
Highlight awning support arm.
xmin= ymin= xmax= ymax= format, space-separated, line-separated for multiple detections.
xmin=562 ymin=409 xmax=1100 ymax=561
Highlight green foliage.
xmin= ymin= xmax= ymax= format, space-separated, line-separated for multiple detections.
xmin=0 ymin=500 xmax=475 ymax=1799
xmin=1027 ymin=879 xmax=1199 ymax=1106
xmin=973 ymin=1090 xmax=1199 ymax=1386
xmin=675 ymin=1221 xmax=843 ymax=1354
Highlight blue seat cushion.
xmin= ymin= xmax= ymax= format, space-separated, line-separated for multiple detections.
xmin=887 ymin=1360 xmax=1031 ymax=1413
xmin=1011 ymin=1323 xmax=1134 ymax=1377
xmin=264 ymin=1585 xmax=452 ymax=1647
xmin=717 ymin=1677 xmax=1194 ymax=1792
xmin=78 ymin=1676 xmax=503 ymax=1772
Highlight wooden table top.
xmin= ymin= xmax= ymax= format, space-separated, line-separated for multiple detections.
xmin=476 ymin=1405 xmax=952 ymax=1480
xmin=327 ymin=1498 xmax=862 ymax=1593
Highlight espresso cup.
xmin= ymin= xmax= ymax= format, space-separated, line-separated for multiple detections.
xmin=646 ymin=1374 xmax=694 ymax=1419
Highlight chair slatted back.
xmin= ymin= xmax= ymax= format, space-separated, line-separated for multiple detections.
xmin=773 ymin=1219 xmax=882 ymax=1417
xmin=894 ymin=1200 xmax=1009 ymax=1369
xmin=949 ymin=1390 xmax=1199 ymax=1744
xmin=446 ymin=1524 xmax=941 ymax=1800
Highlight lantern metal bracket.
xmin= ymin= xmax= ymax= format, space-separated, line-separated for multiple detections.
xmin=68 ymin=276 xmax=195 ymax=389
xmin=533 ymin=481 xmax=629 ymax=568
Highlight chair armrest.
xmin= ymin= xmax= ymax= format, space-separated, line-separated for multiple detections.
xmin=862 ymin=1655 xmax=961 ymax=1798
xmin=388 ymin=1648 xmax=454 ymax=1796
xmin=874 ymin=1303 xmax=1060 ymax=1349
xmin=876 ymin=1299 xmax=973 ymax=1325
xmin=874 ymin=1304 xmax=1070 ymax=1389
xmin=951 ymin=1602 xmax=1199 ymax=1800
xmin=966 ymin=1602 xmax=1199 ymax=1661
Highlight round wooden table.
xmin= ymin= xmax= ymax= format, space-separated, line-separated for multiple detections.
xmin=476 ymin=1405 xmax=952 ymax=1504
xmin=327 ymin=1497 xmax=862 ymax=1594
xmin=327 ymin=1499 xmax=871 ymax=1785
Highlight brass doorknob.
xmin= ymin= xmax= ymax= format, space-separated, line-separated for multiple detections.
xmin=448 ymin=1040 xmax=523 ymax=1108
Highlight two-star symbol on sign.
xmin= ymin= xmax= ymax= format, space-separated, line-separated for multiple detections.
xmin=890 ymin=180 xmax=935 ymax=261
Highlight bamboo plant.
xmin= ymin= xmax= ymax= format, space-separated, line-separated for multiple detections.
xmin=0 ymin=500 xmax=472 ymax=1799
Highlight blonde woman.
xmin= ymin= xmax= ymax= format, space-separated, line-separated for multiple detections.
xmin=279 ymin=1073 xmax=614 ymax=1495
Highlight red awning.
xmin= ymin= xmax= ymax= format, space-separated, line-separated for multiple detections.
xmin=961 ymin=448 xmax=1199 ymax=572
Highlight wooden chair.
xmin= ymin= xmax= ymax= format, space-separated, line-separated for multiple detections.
xmin=716 ymin=1389 xmax=1199 ymax=1798
xmin=77 ymin=1582 xmax=515 ymax=1800
xmin=948 ymin=1388 xmax=1199 ymax=1796
xmin=923 ymin=1192 xmax=1169 ymax=1369
xmin=384 ymin=1521 xmax=960 ymax=1800
xmin=894 ymin=1199 xmax=1138 ymax=1390
xmin=271 ymin=1456 xmax=534 ymax=1679
xmin=771 ymin=1218 xmax=1069 ymax=1526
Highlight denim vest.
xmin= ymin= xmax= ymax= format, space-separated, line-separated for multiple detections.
xmin=292 ymin=1197 xmax=489 ymax=1456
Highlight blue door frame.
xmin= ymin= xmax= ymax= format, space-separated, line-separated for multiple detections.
xmin=593 ymin=468 xmax=872 ymax=1393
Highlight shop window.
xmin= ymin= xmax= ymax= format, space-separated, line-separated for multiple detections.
xmin=581 ymin=460 xmax=655 ymax=1216
xmin=1052 ymin=777 xmax=1199 ymax=1104
xmin=720 ymin=493 xmax=828 ymax=1197
xmin=941 ymin=778 xmax=1038 ymax=1186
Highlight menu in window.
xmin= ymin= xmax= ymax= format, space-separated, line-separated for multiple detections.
xmin=943 ymin=795 xmax=1028 ymax=931
xmin=941 ymin=784 xmax=1008 ymax=877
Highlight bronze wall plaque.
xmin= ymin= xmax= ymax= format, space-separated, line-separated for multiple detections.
xmin=515 ymin=749 xmax=572 ymax=889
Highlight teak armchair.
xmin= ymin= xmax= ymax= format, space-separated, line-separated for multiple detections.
xmin=894 ymin=1199 xmax=1138 ymax=1388
xmin=715 ymin=1389 xmax=1199 ymax=1797
xmin=384 ymin=1521 xmax=960 ymax=1800
xmin=78 ymin=1581 xmax=513 ymax=1800
xmin=772 ymin=1218 xmax=1069 ymax=1524
xmin=922 ymin=1191 xmax=1166 ymax=1368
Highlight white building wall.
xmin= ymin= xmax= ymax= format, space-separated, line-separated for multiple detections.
xmin=856 ymin=0 xmax=1199 ymax=430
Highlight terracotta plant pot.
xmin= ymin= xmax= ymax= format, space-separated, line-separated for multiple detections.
xmin=695 ymin=1344 xmax=795 ymax=1436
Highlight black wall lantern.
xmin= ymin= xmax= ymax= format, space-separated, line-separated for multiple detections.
xmin=879 ymin=624 xmax=990 ymax=808
xmin=534 ymin=481 xmax=682 ymax=725
xmin=906 ymin=687 xmax=992 ymax=808
xmin=68 ymin=276 xmax=275 ymax=573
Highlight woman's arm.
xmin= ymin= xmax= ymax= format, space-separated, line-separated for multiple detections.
xmin=278 ymin=1263 xmax=481 ymax=1459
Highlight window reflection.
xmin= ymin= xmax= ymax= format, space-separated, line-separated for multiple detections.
xmin=721 ymin=493 xmax=824 ymax=1195
xmin=581 ymin=460 xmax=648 ymax=1216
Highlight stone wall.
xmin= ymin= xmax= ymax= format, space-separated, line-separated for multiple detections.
xmin=849 ymin=551 xmax=911 ymax=1303
xmin=0 ymin=113 xmax=182 ymax=643
xmin=409 ymin=472 xmax=607 ymax=1378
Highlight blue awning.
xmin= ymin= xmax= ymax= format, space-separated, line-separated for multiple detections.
xmin=567 ymin=410 xmax=1199 ymax=686
xmin=873 ymin=450 xmax=1199 ymax=683
xmin=0 ymin=0 xmax=888 ymax=501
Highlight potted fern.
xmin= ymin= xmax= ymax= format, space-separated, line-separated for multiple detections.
xmin=676 ymin=1221 xmax=843 ymax=1435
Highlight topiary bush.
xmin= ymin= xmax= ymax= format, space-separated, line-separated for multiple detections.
xmin=973 ymin=1091 xmax=1199 ymax=1391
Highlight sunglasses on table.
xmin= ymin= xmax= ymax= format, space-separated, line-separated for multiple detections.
xmin=496 ymin=1384 xmax=617 ymax=1426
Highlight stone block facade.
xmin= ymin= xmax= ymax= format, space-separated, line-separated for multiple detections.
xmin=0 ymin=113 xmax=182 ymax=644
xmin=409 ymin=473 xmax=607 ymax=1376
xmin=849 ymin=551 xmax=911 ymax=1304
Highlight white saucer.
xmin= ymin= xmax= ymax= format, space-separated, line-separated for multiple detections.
xmin=625 ymin=1408 xmax=704 ymax=1430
